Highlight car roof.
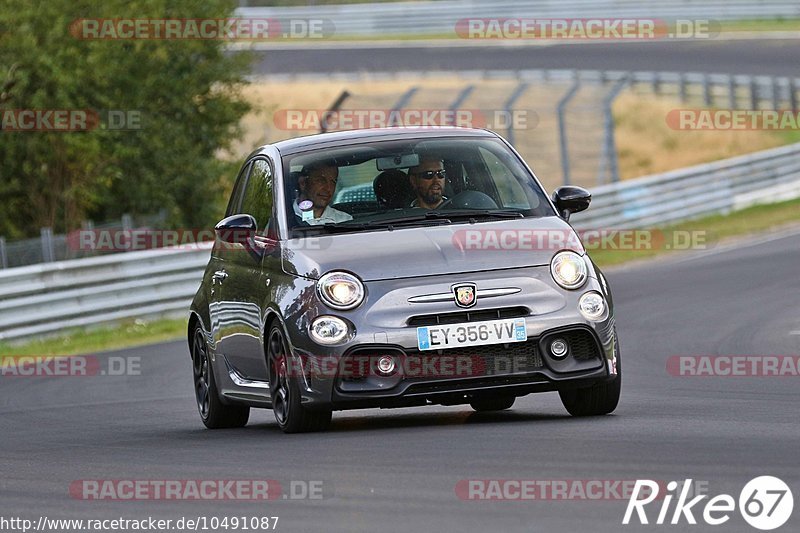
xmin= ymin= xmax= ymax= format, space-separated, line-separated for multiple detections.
xmin=256 ymin=127 xmax=500 ymax=158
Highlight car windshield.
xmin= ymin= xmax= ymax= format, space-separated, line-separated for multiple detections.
xmin=282 ymin=136 xmax=555 ymax=235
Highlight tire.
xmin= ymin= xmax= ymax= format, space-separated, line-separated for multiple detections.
xmin=191 ymin=326 xmax=250 ymax=429
xmin=559 ymin=339 xmax=621 ymax=417
xmin=267 ymin=325 xmax=332 ymax=433
xmin=470 ymin=396 xmax=515 ymax=412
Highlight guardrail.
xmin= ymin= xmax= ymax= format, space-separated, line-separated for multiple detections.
xmin=2 ymin=142 xmax=799 ymax=342
xmin=570 ymin=142 xmax=800 ymax=230
xmin=236 ymin=0 xmax=800 ymax=37
xmin=0 ymin=244 xmax=210 ymax=341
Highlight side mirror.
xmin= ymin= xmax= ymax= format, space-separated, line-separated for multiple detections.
xmin=215 ymin=214 xmax=257 ymax=245
xmin=552 ymin=186 xmax=591 ymax=221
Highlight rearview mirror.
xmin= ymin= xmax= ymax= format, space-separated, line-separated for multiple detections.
xmin=376 ymin=153 xmax=420 ymax=171
xmin=552 ymin=186 xmax=591 ymax=221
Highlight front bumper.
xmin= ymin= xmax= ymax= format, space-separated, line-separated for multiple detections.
xmin=285 ymin=265 xmax=618 ymax=410
xmin=296 ymin=321 xmax=617 ymax=410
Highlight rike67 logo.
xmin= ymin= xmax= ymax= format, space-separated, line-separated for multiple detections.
xmin=623 ymin=477 xmax=794 ymax=530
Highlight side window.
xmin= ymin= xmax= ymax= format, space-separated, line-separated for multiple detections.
xmin=226 ymin=162 xmax=252 ymax=217
xmin=239 ymin=158 xmax=274 ymax=232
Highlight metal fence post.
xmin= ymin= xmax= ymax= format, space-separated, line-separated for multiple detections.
xmin=320 ymin=90 xmax=351 ymax=133
xmin=679 ymin=73 xmax=687 ymax=103
xmin=772 ymin=77 xmax=780 ymax=110
xmin=121 ymin=214 xmax=133 ymax=253
xmin=447 ymin=84 xmax=475 ymax=126
xmin=728 ymin=76 xmax=737 ymax=109
xmin=503 ymin=82 xmax=529 ymax=147
xmin=791 ymin=79 xmax=798 ymax=112
xmin=388 ymin=87 xmax=418 ymax=126
xmin=556 ymin=72 xmax=581 ymax=186
xmin=750 ymin=77 xmax=759 ymax=109
xmin=0 ymin=236 xmax=7 ymax=269
xmin=41 ymin=227 xmax=54 ymax=263
xmin=599 ymin=75 xmax=629 ymax=184
xmin=80 ymin=220 xmax=95 ymax=258
xmin=703 ymin=74 xmax=712 ymax=107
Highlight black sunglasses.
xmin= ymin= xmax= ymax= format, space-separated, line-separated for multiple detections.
xmin=414 ymin=169 xmax=447 ymax=180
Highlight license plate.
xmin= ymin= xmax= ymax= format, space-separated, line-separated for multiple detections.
xmin=416 ymin=318 xmax=527 ymax=351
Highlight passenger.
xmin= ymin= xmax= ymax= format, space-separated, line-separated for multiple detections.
xmin=408 ymin=158 xmax=447 ymax=209
xmin=293 ymin=162 xmax=353 ymax=225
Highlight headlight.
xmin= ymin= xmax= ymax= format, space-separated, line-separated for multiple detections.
xmin=579 ymin=291 xmax=607 ymax=321
xmin=550 ymin=251 xmax=587 ymax=290
xmin=310 ymin=316 xmax=350 ymax=345
xmin=317 ymin=271 xmax=365 ymax=310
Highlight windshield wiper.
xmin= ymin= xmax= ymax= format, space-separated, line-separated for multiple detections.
xmin=352 ymin=210 xmax=523 ymax=226
xmin=291 ymin=222 xmax=369 ymax=234
xmin=291 ymin=217 xmax=451 ymax=235
xmin=437 ymin=209 xmax=525 ymax=220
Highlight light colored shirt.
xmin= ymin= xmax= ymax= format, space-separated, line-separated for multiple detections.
xmin=293 ymin=200 xmax=353 ymax=225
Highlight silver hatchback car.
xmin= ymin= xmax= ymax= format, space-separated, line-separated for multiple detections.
xmin=189 ymin=127 xmax=620 ymax=433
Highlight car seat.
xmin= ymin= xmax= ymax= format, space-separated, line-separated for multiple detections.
xmin=373 ymin=169 xmax=413 ymax=208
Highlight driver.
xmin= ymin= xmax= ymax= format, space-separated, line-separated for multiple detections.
xmin=293 ymin=161 xmax=352 ymax=225
xmin=408 ymin=157 xmax=447 ymax=209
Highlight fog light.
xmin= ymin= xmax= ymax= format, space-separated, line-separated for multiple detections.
xmin=309 ymin=316 xmax=349 ymax=345
xmin=550 ymin=339 xmax=569 ymax=359
xmin=376 ymin=355 xmax=396 ymax=376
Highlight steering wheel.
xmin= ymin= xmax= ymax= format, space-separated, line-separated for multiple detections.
xmin=436 ymin=190 xmax=498 ymax=210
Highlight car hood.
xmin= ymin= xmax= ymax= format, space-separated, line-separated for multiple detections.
xmin=282 ymin=217 xmax=584 ymax=282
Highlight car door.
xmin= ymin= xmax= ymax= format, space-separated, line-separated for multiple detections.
xmin=214 ymin=157 xmax=277 ymax=380
xmin=209 ymin=161 xmax=251 ymax=358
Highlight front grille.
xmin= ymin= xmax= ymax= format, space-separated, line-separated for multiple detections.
xmin=339 ymin=339 xmax=543 ymax=384
xmin=408 ymin=306 xmax=529 ymax=327
xmin=406 ymin=339 xmax=543 ymax=377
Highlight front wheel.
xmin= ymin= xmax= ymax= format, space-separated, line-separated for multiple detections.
xmin=559 ymin=340 xmax=621 ymax=416
xmin=267 ymin=325 xmax=332 ymax=433
xmin=191 ymin=326 xmax=250 ymax=429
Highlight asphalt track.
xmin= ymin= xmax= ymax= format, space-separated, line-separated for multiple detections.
xmin=250 ymin=39 xmax=800 ymax=77
xmin=2 ymin=228 xmax=799 ymax=533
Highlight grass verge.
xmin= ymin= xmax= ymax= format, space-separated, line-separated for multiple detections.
xmin=0 ymin=318 xmax=187 ymax=358
xmin=589 ymin=196 xmax=800 ymax=267
xmin=717 ymin=18 xmax=800 ymax=32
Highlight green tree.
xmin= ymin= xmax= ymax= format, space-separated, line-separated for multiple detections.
xmin=0 ymin=0 xmax=251 ymax=238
